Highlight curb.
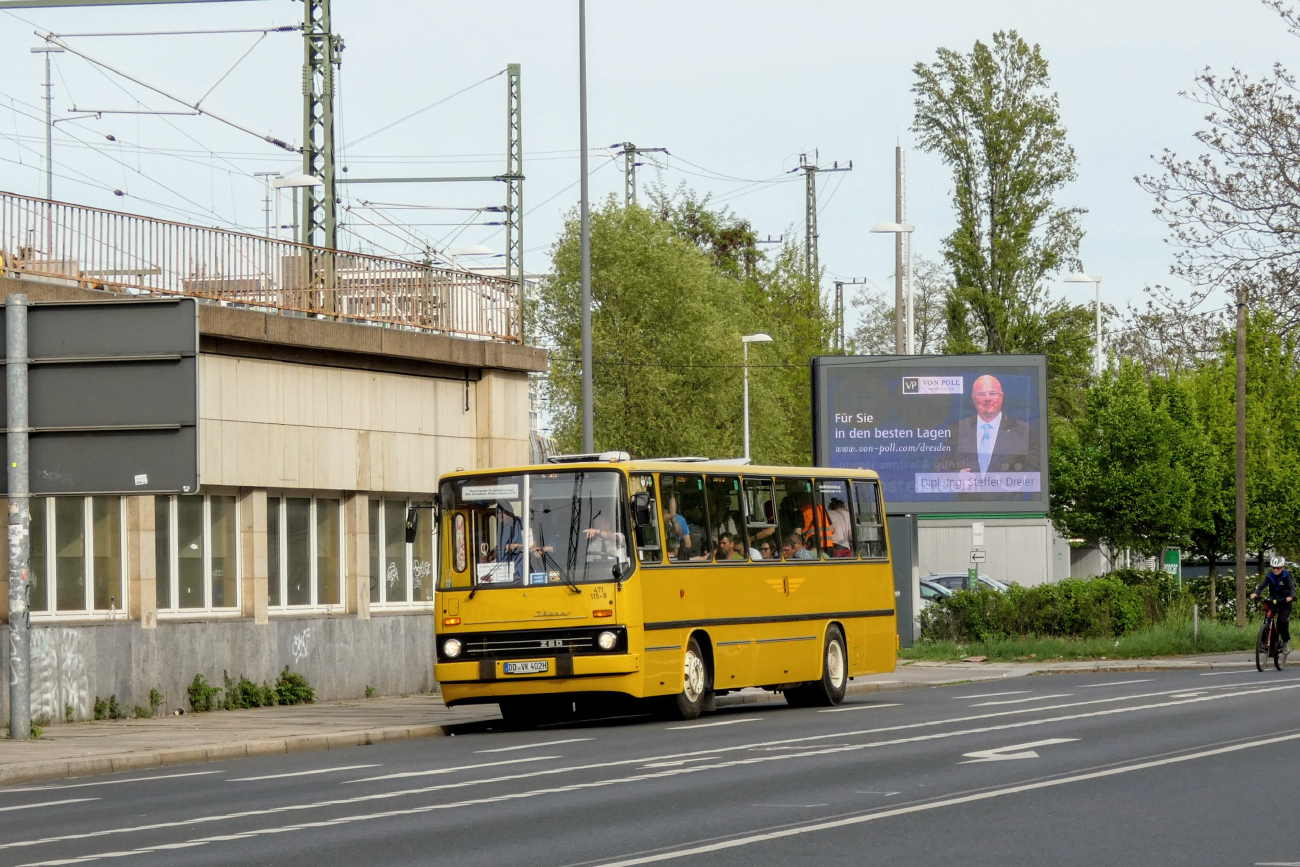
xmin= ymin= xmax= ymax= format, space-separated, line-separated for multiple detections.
xmin=0 ymin=723 xmax=450 ymax=787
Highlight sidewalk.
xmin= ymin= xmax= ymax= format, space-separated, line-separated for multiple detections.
xmin=0 ymin=651 xmax=1257 ymax=786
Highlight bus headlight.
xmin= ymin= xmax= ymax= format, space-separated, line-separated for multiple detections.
xmin=597 ymin=631 xmax=618 ymax=651
xmin=442 ymin=638 xmax=463 ymax=659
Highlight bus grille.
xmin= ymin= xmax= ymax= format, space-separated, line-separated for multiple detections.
xmin=439 ymin=627 xmax=627 ymax=660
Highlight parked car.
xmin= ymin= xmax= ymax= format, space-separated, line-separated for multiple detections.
xmin=924 ymin=572 xmax=1010 ymax=594
xmin=919 ymin=578 xmax=954 ymax=609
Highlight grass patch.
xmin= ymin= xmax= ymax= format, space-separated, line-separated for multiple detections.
xmin=901 ymin=614 xmax=1258 ymax=662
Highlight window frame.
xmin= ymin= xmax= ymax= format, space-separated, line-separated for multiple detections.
xmin=369 ymin=496 xmax=437 ymax=609
xmin=266 ymin=493 xmax=345 ymax=614
xmin=28 ymin=496 xmax=127 ymax=620
xmin=156 ymin=493 xmax=243 ymax=617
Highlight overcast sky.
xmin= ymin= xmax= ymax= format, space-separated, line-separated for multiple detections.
xmin=0 ymin=0 xmax=1294 ymax=324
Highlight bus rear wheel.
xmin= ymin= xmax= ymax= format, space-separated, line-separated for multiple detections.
xmin=786 ymin=626 xmax=848 ymax=708
xmin=669 ymin=637 xmax=709 ymax=720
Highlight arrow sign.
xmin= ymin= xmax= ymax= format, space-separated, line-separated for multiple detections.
xmin=959 ymin=738 xmax=1078 ymax=763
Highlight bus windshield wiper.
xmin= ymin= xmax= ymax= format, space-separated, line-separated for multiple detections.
xmin=536 ymin=526 xmax=581 ymax=594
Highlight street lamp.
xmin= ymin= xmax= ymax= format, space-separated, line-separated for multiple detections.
xmin=271 ymin=175 xmax=324 ymax=244
xmin=741 ymin=333 xmax=774 ymax=463
xmin=872 ymin=222 xmax=915 ymax=354
xmin=30 ymin=46 xmax=64 ymax=202
xmin=1065 ymin=272 xmax=1103 ymax=377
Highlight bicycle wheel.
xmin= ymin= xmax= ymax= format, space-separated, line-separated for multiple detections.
xmin=1257 ymin=622 xmax=1270 ymax=672
xmin=1276 ymin=632 xmax=1286 ymax=671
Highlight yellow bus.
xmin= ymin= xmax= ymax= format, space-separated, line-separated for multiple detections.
xmin=430 ymin=453 xmax=897 ymax=723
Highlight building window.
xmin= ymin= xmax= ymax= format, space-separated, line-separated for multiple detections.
xmin=368 ymin=497 xmax=435 ymax=607
xmin=155 ymin=494 xmax=241 ymax=614
xmin=268 ymin=495 xmax=344 ymax=610
xmin=28 ymin=496 xmax=124 ymax=618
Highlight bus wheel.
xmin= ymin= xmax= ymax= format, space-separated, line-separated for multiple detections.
xmin=786 ymin=626 xmax=847 ymax=708
xmin=672 ymin=637 xmax=709 ymax=720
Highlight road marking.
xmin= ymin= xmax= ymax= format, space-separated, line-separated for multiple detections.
xmin=12 ymin=682 xmax=1300 ymax=856
xmin=0 ymin=798 xmax=97 ymax=813
xmin=1200 ymin=669 xmax=1261 ymax=676
xmin=969 ymin=693 xmax=1072 ymax=707
xmin=852 ymin=791 xmax=899 ymax=796
xmin=1078 ymin=679 xmax=1151 ymax=688
xmin=0 ymin=771 xmax=219 ymax=793
xmin=1168 ymin=693 xmax=1205 ymax=699
xmin=819 ymin=703 xmax=902 ymax=713
xmin=1257 ymin=862 xmax=1300 ymax=865
xmin=573 ymin=730 xmax=1300 ymax=867
xmin=227 ymin=765 xmax=379 ymax=782
xmin=640 ymin=756 xmax=720 ymax=769
xmin=751 ymin=803 xmax=828 ymax=808
xmin=959 ymin=738 xmax=1078 ymax=763
xmin=23 ymin=723 xmax=1300 ymax=867
xmin=953 ymin=690 xmax=1029 ymax=700
xmin=665 ymin=717 xmax=761 ymax=730
xmin=475 ymin=737 xmax=592 ymax=753
xmin=344 ymin=755 xmax=559 ymax=784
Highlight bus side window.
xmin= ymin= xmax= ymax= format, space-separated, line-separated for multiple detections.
xmin=706 ymin=475 xmax=747 ymax=561
xmin=775 ymin=477 xmax=826 ymax=559
xmin=743 ymin=477 xmax=778 ymax=560
xmin=661 ymin=474 xmax=709 ymax=562
xmin=815 ymin=479 xmax=855 ymax=560
xmin=631 ymin=473 xmax=662 ymax=564
xmin=851 ymin=480 xmax=888 ymax=559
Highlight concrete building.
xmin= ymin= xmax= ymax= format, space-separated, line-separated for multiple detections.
xmin=0 ymin=229 xmax=543 ymax=721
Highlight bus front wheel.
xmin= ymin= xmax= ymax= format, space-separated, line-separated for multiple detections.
xmin=786 ymin=626 xmax=848 ymax=708
xmin=670 ymin=637 xmax=709 ymax=720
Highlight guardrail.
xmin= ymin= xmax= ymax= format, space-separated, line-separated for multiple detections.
xmin=0 ymin=192 xmax=521 ymax=343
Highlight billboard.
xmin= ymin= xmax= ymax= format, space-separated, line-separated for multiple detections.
xmin=811 ymin=354 xmax=1049 ymax=515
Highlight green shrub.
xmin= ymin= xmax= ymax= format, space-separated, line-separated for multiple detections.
xmin=133 ymin=705 xmax=152 ymax=719
xmin=225 ymin=673 xmax=273 ymax=709
xmin=918 ymin=574 xmax=1193 ymax=643
xmin=187 ymin=674 xmax=220 ymax=712
xmin=274 ymin=667 xmax=315 ymax=705
xmin=149 ymin=688 xmax=164 ymax=714
xmin=93 ymin=695 xmax=126 ymax=720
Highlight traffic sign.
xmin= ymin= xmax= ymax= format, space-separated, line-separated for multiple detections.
xmin=971 ymin=548 xmax=987 ymax=563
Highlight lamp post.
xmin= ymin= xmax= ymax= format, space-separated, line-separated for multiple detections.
xmin=272 ymin=175 xmax=325 ymax=244
xmin=1065 ymin=273 xmax=1103 ymax=377
xmin=741 ymin=333 xmax=774 ymax=462
xmin=30 ymin=46 xmax=64 ymax=203
xmin=871 ymin=222 xmax=915 ymax=354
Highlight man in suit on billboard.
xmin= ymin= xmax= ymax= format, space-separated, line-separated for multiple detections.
xmin=950 ymin=374 xmax=1040 ymax=474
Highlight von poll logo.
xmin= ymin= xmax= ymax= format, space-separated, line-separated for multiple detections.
xmin=902 ymin=375 xmax=964 ymax=395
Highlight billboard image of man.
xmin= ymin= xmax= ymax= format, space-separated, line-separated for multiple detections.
xmin=950 ymin=374 xmax=1039 ymax=474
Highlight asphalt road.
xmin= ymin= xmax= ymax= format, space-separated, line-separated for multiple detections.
xmin=2 ymin=667 xmax=1299 ymax=867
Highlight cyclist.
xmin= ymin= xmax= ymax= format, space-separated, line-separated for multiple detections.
xmin=1250 ymin=556 xmax=1296 ymax=655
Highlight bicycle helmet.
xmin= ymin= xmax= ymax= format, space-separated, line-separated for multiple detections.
xmin=1271 ymin=555 xmax=1286 ymax=568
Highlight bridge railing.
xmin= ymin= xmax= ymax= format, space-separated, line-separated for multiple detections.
xmin=0 ymin=192 xmax=521 ymax=343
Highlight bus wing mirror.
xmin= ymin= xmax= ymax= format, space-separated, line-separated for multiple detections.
xmin=631 ymin=492 xmax=654 ymax=527
xmin=405 ymin=507 xmax=420 ymax=544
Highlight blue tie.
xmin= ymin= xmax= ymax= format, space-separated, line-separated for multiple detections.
xmin=979 ymin=423 xmax=992 ymax=473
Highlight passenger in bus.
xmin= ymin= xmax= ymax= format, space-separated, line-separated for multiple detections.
xmin=663 ymin=497 xmax=694 ymax=558
xmin=783 ymin=532 xmax=817 ymax=560
xmin=756 ymin=541 xmax=776 ymax=560
xmin=827 ymin=497 xmax=853 ymax=557
xmin=796 ymin=493 xmax=833 ymax=552
xmin=715 ymin=533 xmax=745 ymax=561
xmin=584 ymin=512 xmax=628 ymax=563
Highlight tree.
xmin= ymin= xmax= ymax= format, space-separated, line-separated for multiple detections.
xmin=849 ymin=257 xmax=949 ymax=355
xmin=539 ymin=191 xmax=835 ymax=465
xmin=1136 ymin=2 xmax=1300 ymax=337
xmin=539 ymin=198 xmax=747 ymax=458
xmin=911 ymin=30 xmax=1087 ymax=358
xmin=1050 ymin=362 xmax=1201 ymax=554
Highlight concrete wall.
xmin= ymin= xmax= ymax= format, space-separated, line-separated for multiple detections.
xmin=0 ymin=614 xmax=435 ymax=721
xmin=918 ymin=516 xmax=1069 ymax=586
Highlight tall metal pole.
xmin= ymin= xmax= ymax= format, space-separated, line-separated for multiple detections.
xmin=742 ymin=340 xmax=751 ymax=463
xmin=803 ymin=154 xmax=818 ymax=288
xmin=302 ymin=0 xmax=338 ymax=249
xmin=1094 ymin=278 xmax=1103 ymax=378
xmin=504 ymin=63 xmax=524 ymax=342
xmin=578 ymin=0 xmax=593 ymax=453
xmin=894 ymin=146 xmax=904 ymax=354
xmin=623 ymin=142 xmax=636 ymax=206
xmin=1235 ymin=281 xmax=1248 ymax=627
xmin=906 ymin=228 xmax=915 ymax=354
xmin=7 ymin=294 xmax=30 ymax=740
xmin=42 ymin=53 xmax=52 ymax=202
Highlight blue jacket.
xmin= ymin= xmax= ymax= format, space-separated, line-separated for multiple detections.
xmin=1255 ymin=569 xmax=1296 ymax=602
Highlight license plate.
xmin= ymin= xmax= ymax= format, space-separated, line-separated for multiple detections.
xmin=503 ymin=660 xmax=549 ymax=675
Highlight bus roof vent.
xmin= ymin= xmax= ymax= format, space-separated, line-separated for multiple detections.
xmin=546 ymin=451 xmax=631 ymax=464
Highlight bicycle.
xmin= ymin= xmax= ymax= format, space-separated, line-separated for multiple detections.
xmin=1256 ymin=598 xmax=1287 ymax=672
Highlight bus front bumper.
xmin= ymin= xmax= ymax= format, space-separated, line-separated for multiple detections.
xmin=436 ymin=653 xmax=643 ymax=703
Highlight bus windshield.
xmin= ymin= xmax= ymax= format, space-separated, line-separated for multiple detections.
xmin=440 ymin=470 xmax=632 ymax=590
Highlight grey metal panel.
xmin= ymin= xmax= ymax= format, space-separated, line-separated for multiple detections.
xmin=29 ymin=428 xmax=198 ymax=495
xmin=0 ymin=298 xmax=198 ymax=495
xmin=888 ymin=514 xmax=917 ymax=648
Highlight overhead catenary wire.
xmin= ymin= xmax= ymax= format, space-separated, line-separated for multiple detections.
xmin=347 ymin=68 xmax=507 ymax=149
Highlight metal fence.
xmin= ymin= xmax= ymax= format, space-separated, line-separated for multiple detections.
xmin=0 ymin=192 xmax=521 ymax=343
